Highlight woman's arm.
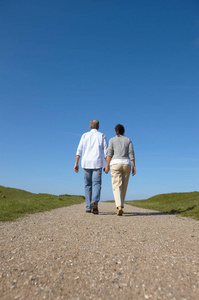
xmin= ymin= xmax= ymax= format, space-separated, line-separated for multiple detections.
xmin=104 ymin=156 xmax=112 ymax=174
xmin=131 ymin=159 xmax=136 ymax=176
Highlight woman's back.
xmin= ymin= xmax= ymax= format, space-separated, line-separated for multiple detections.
xmin=107 ymin=135 xmax=134 ymax=160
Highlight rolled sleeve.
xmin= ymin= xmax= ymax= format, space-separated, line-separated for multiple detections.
xmin=129 ymin=140 xmax=135 ymax=161
xmin=103 ymin=134 xmax=108 ymax=158
xmin=76 ymin=135 xmax=84 ymax=156
xmin=107 ymin=139 xmax=114 ymax=157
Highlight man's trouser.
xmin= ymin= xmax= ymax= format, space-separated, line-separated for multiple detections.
xmin=83 ymin=168 xmax=102 ymax=210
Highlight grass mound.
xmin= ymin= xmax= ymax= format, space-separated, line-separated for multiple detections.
xmin=126 ymin=191 xmax=199 ymax=220
xmin=0 ymin=185 xmax=84 ymax=222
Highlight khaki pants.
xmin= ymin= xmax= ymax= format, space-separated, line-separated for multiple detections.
xmin=110 ymin=164 xmax=131 ymax=208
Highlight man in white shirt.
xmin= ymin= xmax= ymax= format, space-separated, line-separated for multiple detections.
xmin=74 ymin=120 xmax=108 ymax=214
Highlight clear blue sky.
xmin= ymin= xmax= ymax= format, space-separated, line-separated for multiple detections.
xmin=1 ymin=0 xmax=199 ymax=200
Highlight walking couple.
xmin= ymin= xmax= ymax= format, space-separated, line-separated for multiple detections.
xmin=74 ymin=120 xmax=136 ymax=216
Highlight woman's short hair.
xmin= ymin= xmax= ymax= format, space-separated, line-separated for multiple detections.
xmin=115 ymin=124 xmax=125 ymax=135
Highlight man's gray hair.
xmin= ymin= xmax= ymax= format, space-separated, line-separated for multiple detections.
xmin=90 ymin=120 xmax=99 ymax=129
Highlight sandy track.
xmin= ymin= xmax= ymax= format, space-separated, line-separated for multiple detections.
xmin=0 ymin=202 xmax=198 ymax=300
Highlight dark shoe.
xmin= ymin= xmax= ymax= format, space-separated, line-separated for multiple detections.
xmin=117 ymin=208 xmax=123 ymax=216
xmin=91 ymin=202 xmax=99 ymax=214
xmin=86 ymin=210 xmax=91 ymax=213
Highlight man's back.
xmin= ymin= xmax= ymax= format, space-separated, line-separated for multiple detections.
xmin=76 ymin=129 xmax=108 ymax=168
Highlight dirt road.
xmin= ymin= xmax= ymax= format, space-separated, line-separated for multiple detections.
xmin=0 ymin=202 xmax=198 ymax=299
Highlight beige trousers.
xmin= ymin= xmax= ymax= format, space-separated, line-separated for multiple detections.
xmin=110 ymin=164 xmax=131 ymax=208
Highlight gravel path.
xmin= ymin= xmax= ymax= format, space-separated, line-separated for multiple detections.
xmin=0 ymin=202 xmax=199 ymax=300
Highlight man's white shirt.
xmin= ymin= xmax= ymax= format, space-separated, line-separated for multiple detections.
xmin=76 ymin=129 xmax=108 ymax=169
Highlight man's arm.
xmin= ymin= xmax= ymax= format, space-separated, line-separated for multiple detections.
xmin=103 ymin=134 xmax=108 ymax=158
xmin=74 ymin=134 xmax=84 ymax=173
xmin=74 ymin=155 xmax=80 ymax=173
xmin=104 ymin=156 xmax=112 ymax=174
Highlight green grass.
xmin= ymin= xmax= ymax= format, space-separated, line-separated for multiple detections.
xmin=126 ymin=191 xmax=199 ymax=220
xmin=0 ymin=185 xmax=84 ymax=222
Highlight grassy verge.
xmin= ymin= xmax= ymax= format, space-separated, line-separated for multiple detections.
xmin=0 ymin=185 xmax=84 ymax=222
xmin=126 ymin=191 xmax=199 ymax=220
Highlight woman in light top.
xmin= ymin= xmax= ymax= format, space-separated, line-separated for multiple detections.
xmin=105 ymin=124 xmax=136 ymax=215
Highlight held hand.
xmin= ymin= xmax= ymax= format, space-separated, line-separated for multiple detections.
xmin=104 ymin=166 xmax=110 ymax=174
xmin=74 ymin=164 xmax=79 ymax=173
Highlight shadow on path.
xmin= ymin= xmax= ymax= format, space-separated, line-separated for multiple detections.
xmin=124 ymin=212 xmax=169 ymax=217
xmin=99 ymin=211 xmax=169 ymax=217
xmin=99 ymin=212 xmax=116 ymax=216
